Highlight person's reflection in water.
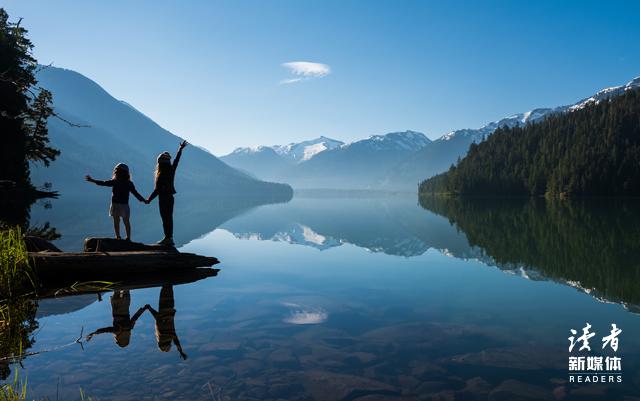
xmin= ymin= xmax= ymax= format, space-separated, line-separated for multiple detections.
xmin=145 ymin=285 xmax=187 ymax=360
xmin=87 ymin=290 xmax=146 ymax=347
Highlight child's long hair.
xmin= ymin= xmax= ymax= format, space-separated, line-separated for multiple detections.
xmin=112 ymin=168 xmax=130 ymax=181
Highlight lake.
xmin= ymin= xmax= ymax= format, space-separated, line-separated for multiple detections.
xmin=4 ymin=192 xmax=640 ymax=400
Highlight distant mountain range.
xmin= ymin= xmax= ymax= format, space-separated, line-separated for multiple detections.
xmin=386 ymin=76 xmax=640 ymax=189
xmin=32 ymin=66 xmax=292 ymax=200
xmin=222 ymin=76 xmax=640 ymax=191
xmin=221 ymin=136 xmax=344 ymax=181
xmin=221 ymin=130 xmax=431 ymax=189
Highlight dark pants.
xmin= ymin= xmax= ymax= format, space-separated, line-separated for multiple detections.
xmin=158 ymin=194 xmax=174 ymax=238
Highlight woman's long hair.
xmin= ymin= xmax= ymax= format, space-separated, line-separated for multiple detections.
xmin=154 ymin=163 xmax=172 ymax=186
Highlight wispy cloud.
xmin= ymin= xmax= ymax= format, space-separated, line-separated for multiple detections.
xmin=280 ymin=61 xmax=330 ymax=84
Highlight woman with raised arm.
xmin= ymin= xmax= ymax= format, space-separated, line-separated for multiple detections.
xmin=146 ymin=140 xmax=188 ymax=246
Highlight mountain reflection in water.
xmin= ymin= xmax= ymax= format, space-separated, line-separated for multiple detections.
xmin=29 ymin=191 xmax=292 ymax=251
xmin=4 ymin=192 xmax=640 ymax=400
xmin=221 ymin=193 xmax=640 ymax=312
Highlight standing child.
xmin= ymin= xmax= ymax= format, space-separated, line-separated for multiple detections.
xmin=146 ymin=140 xmax=187 ymax=246
xmin=85 ymin=163 xmax=147 ymax=241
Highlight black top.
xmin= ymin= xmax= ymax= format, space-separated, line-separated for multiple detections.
xmin=149 ymin=147 xmax=183 ymax=201
xmin=94 ymin=179 xmax=145 ymax=204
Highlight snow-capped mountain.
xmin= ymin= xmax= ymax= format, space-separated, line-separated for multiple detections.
xmin=225 ymin=136 xmax=344 ymax=164
xmin=221 ymin=130 xmax=430 ymax=188
xmin=569 ymin=76 xmax=640 ymax=111
xmin=439 ymin=76 xmax=640 ymax=145
xmin=382 ymin=76 xmax=640 ymax=190
xmin=273 ymin=136 xmax=344 ymax=163
xmin=439 ymin=107 xmax=564 ymax=143
xmin=221 ymin=145 xmax=291 ymax=180
xmin=288 ymin=131 xmax=431 ymax=189
xmin=221 ymin=76 xmax=640 ymax=191
xmin=342 ymin=130 xmax=431 ymax=151
xmin=221 ymin=136 xmax=343 ymax=182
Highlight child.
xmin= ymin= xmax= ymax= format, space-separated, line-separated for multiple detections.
xmin=86 ymin=290 xmax=147 ymax=348
xmin=86 ymin=163 xmax=147 ymax=241
xmin=146 ymin=140 xmax=187 ymax=246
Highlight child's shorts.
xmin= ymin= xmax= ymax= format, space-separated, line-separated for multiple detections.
xmin=109 ymin=202 xmax=130 ymax=219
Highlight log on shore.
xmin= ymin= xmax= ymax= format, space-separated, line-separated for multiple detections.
xmin=84 ymin=237 xmax=177 ymax=253
xmin=31 ymin=251 xmax=219 ymax=278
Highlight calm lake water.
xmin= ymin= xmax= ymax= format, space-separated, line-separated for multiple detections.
xmin=5 ymin=193 xmax=640 ymax=400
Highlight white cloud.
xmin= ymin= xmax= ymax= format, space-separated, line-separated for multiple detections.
xmin=280 ymin=61 xmax=330 ymax=84
xmin=280 ymin=77 xmax=304 ymax=84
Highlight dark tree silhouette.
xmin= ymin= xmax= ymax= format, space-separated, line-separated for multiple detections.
xmin=0 ymin=8 xmax=59 ymax=189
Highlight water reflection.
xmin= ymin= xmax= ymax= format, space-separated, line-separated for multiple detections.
xmin=146 ymin=286 xmax=187 ymax=359
xmin=30 ymin=192 xmax=292 ymax=251
xmin=220 ymin=194 xmax=471 ymax=257
xmin=84 ymin=286 xmax=188 ymax=358
xmin=1 ymin=269 xmax=216 ymax=382
xmin=87 ymin=291 xmax=146 ymax=348
xmin=283 ymin=302 xmax=329 ymax=325
xmin=220 ymin=193 xmax=640 ymax=312
xmin=419 ymin=196 xmax=640 ymax=311
xmin=0 ymin=298 xmax=38 ymax=380
xmin=0 ymin=194 xmax=52 ymax=381
xmin=4 ymin=193 xmax=640 ymax=400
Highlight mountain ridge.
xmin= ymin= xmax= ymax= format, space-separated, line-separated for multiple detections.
xmin=220 ymin=75 xmax=640 ymax=190
xmin=221 ymin=130 xmax=431 ymax=188
xmin=382 ymin=75 xmax=640 ymax=189
xmin=419 ymin=86 xmax=640 ymax=196
xmin=32 ymin=66 xmax=292 ymax=200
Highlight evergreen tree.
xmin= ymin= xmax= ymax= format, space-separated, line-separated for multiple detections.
xmin=0 ymin=8 xmax=59 ymax=188
xmin=419 ymin=88 xmax=640 ymax=197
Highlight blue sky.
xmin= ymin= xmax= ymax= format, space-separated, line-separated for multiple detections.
xmin=5 ymin=0 xmax=640 ymax=155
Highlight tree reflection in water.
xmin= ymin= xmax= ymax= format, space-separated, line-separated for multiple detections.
xmin=419 ymin=196 xmax=640 ymax=308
